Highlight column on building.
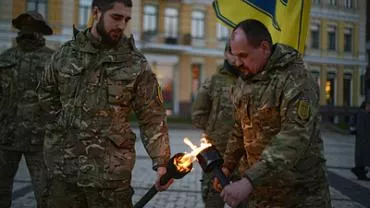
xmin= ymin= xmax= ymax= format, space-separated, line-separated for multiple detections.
xmin=178 ymin=55 xmax=192 ymax=116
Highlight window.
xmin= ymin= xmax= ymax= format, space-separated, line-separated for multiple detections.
xmin=27 ymin=0 xmax=47 ymax=18
xmin=312 ymin=0 xmax=320 ymax=4
xmin=344 ymin=27 xmax=352 ymax=52
xmin=343 ymin=73 xmax=352 ymax=106
xmin=327 ymin=25 xmax=337 ymax=51
xmin=191 ymin=11 xmax=205 ymax=39
xmin=164 ymin=8 xmax=178 ymax=38
xmin=310 ymin=24 xmax=320 ymax=49
xmin=345 ymin=0 xmax=352 ymax=8
xmin=329 ymin=0 xmax=336 ymax=6
xmin=143 ymin=5 xmax=158 ymax=34
xmin=79 ymin=0 xmax=92 ymax=27
xmin=217 ymin=23 xmax=229 ymax=41
xmin=326 ymin=72 xmax=336 ymax=105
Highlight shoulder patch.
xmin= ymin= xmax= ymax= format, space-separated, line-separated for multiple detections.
xmin=297 ymin=97 xmax=310 ymax=120
xmin=157 ymin=85 xmax=164 ymax=104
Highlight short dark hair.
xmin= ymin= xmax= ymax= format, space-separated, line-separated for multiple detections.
xmin=92 ymin=0 xmax=132 ymax=11
xmin=234 ymin=19 xmax=272 ymax=49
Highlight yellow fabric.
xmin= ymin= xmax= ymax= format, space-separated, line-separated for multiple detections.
xmin=87 ymin=12 xmax=94 ymax=28
xmin=212 ymin=0 xmax=311 ymax=53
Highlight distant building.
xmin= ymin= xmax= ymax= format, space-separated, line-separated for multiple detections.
xmin=0 ymin=0 xmax=367 ymax=116
xmin=306 ymin=0 xmax=367 ymax=108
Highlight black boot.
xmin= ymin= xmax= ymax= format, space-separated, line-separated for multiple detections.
xmin=351 ymin=167 xmax=370 ymax=181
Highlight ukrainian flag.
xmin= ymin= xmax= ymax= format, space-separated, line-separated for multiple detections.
xmin=213 ymin=0 xmax=311 ymax=53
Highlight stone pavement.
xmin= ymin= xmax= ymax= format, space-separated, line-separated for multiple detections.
xmin=10 ymin=128 xmax=370 ymax=208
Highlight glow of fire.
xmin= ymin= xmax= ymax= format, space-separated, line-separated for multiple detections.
xmin=174 ymin=137 xmax=212 ymax=173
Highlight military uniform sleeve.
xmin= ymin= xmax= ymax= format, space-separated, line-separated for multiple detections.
xmin=0 ymin=49 xmax=17 ymax=118
xmin=243 ymin=75 xmax=320 ymax=187
xmin=191 ymin=78 xmax=212 ymax=130
xmin=36 ymin=51 xmax=61 ymax=120
xmin=222 ymin=85 xmax=245 ymax=172
xmin=132 ymin=62 xmax=170 ymax=170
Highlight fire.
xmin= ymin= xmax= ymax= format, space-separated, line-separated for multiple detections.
xmin=173 ymin=137 xmax=212 ymax=173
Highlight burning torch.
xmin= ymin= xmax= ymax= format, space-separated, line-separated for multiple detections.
xmin=134 ymin=138 xmax=212 ymax=208
xmin=196 ymin=141 xmax=248 ymax=208
xmin=134 ymin=152 xmax=193 ymax=208
xmin=185 ymin=137 xmax=248 ymax=207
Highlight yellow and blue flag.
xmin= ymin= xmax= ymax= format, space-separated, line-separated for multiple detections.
xmin=213 ymin=0 xmax=311 ymax=53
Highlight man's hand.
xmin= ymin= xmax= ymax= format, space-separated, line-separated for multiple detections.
xmin=221 ymin=177 xmax=253 ymax=208
xmin=212 ymin=167 xmax=231 ymax=192
xmin=155 ymin=167 xmax=174 ymax=191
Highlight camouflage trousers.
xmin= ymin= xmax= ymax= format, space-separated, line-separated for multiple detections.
xmin=0 ymin=149 xmax=47 ymax=208
xmin=46 ymin=178 xmax=134 ymax=208
xmin=201 ymin=173 xmax=249 ymax=208
xmin=201 ymin=172 xmax=225 ymax=208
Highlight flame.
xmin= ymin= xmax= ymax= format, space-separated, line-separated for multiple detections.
xmin=173 ymin=137 xmax=212 ymax=173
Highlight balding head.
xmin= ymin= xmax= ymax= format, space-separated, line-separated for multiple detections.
xmin=229 ymin=19 xmax=272 ymax=75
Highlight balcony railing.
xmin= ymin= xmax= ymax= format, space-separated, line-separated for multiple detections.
xmin=141 ymin=32 xmax=192 ymax=46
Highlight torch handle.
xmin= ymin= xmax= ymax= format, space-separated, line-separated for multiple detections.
xmin=134 ymin=172 xmax=173 ymax=208
xmin=133 ymin=185 xmax=158 ymax=208
xmin=213 ymin=168 xmax=249 ymax=208
xmin=159 ymin=171 xmax=172 ymax=186
xmin=212 ymin=167 xmax=230 ymax=188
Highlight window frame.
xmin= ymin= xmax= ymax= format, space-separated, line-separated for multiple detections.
xmin=216 ymin=23 xmax=229 ymax=41
xmin=343 ymin=27 xmax=353 ymax=53
xmin=310 ymin=24 xmax=320 ymax=49
xmin=191 ymin=10 xmax=205 ymax=39
xmin=143 ymin=4 xmax=158 ymax=34
xmin=164 ymin=8 xmax=179 ymax=39
xmin=327 ymin=25 xmax=337 ymax=51
xmin=344 ymin=0 xmax=352 ymax=8
xmin=78 ymin=0 xmax=92 ymax=27
xmin=26 ymin=0 xmax=48 ymax=19
xmin=343 ymin=73 xmax=353 ymax=106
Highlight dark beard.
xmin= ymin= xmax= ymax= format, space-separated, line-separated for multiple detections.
xmin=96 ymin=15 xmax=122 ymax=47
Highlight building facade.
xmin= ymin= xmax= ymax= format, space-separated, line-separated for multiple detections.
xmin=306 ymin=0 xmax=367 ymax=110
xmin=0 ymin=0 xmax=367 ymax=116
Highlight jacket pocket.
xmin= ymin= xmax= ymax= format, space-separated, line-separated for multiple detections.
xmin=58 ymin=64 xmax=84 ymax=97
xmin=103 ymin=131 xmax=136 ymax=181
xmin=107 ymin=69 xmax=136 ymax=106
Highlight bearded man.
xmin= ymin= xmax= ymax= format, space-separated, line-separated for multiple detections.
xmin=37 ymin=0 xmax=172 ymax=207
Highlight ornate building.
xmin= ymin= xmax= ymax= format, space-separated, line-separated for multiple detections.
xmin=0 ymin=0 xmax=367 ymax=116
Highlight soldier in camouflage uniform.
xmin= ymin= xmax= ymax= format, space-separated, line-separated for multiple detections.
xmin=214 ymin=19 xmax=332 ymax=208
xmin=37 ymin=0 xmax=172 ymax=207
xmin=192 ymin=43 xmax=247 ymax=208
xmin=0 ymin=11 xmax=54 ymax=208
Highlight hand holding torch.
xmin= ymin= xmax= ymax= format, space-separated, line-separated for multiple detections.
xmin=134 ymin=152 xmax=193 ymax=208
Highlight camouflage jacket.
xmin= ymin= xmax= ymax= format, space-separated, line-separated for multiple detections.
xmin=0 ymin=38 xmax=54 ymax=151
xmin=192 ymin=62 xmax=239 ymax=155
xmin=223 ymin=44 xmax=332 ymax=207
xmin=37 ymin=29 xmax=170 ymax=188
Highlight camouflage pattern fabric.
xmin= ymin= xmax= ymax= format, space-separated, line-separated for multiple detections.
xmin=37 ymin=29 xmax=170 ymax=199
xmin=0 ymin=35 xmax=54 ymax=208
xmin=192 ymin=62 xmax=239 ymax=156
xmin=192 ymin=62 xmax=248 ymax=207
xmin=0 ymin=36 xmax=54 ymax=151
xmin=223 ymin=44 xmax=332 ymax=207
xmin=46 ymin=178 xmax=134 ymax=208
